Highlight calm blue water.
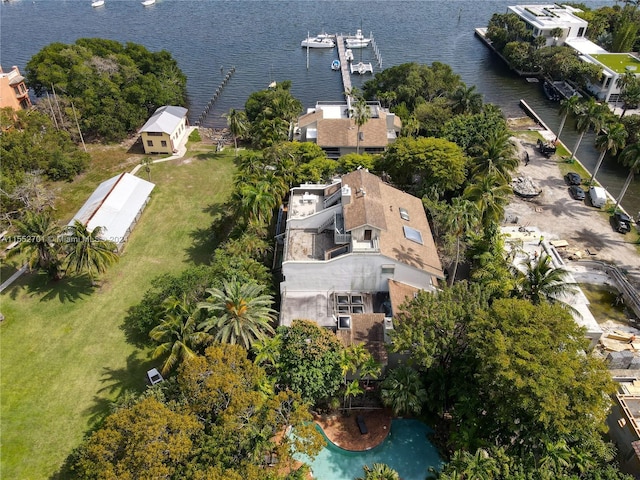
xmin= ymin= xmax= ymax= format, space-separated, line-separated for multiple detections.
xmin=296 ymin=419 xmax=443 ymax=480
xmin=1 ymin=0 xmax=636 ymax=213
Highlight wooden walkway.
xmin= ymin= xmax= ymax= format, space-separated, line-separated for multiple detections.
xmin=336 ymin=36 xmax=352 ymax=106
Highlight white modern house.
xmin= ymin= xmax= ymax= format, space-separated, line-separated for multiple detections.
xmin=277 ymin=169 xmax=444 ymax=347
xmin=69 ymin=172 xmax=155 ymax=251
xmin=508 ymin=4 xmax=640 ymax=103
xmin=295 ymin=101 xmax=401 ymax=158
xmin=139 ymin=105 xmax=188 ymax=155
xmin=508 ymin=4 xmax=588 ymax=47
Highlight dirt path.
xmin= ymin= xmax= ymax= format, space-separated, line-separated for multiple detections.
xmin=506 ymin=134 xmax=640 ymax=290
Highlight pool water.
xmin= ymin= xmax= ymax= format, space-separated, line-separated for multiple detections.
xmin=296 ymin=418 xmax=443 ymax=480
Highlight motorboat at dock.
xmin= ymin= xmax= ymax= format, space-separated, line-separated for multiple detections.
xmin=345 ymin=29 xmax=371 ymax=48
xmin=301 ymin=32 xmax=335 ymax=49
xmin=344 ymin=49 xmax=354 ymax=62
xmin=331 ymin=59 xmax=341 ymax=71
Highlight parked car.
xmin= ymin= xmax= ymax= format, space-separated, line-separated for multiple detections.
xmin=569 ymin=185 xmax=585 ymax=200
xmin=612 ymin=212 xmax=632 ymax=234
xmin=565 ymin=172 xmax=581 ymax=185
xmin=146 ymin=368 xmax=164 ymax=385
xmin=589 ymin=186 xmax=607 ymax=208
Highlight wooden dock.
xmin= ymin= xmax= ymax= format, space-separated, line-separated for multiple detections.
xmin=336 ymin=36 xmax=352 ymax=102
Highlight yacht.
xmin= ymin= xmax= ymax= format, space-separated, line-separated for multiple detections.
xmin=301 ymin=33 xmax=335 ymax=49
xmin=91 ymin=0 xmax=105 ymax=7
xmin=345 ymin=49 xmax=354 ymax=62
xmin=345 ymin=29 xmax=371 ymax=49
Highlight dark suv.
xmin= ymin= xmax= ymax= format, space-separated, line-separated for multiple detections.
xmin=613 ymin=212 xmax=632 ymax=234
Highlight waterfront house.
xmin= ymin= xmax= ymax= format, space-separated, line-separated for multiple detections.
xmin=295 ymin=101 xmax=401 ymax=159
xmin=139 ymin=106 xmax=188 ymax=155
xmin=508 ymin=4 xmax=588 ymax=47
xmin=0 ymin=65 xmax=31 ymax=111
xmin=276 ymin=169 xmax=444 ymax=360
xmin=69 ymin=172 xmax=155 ymax=251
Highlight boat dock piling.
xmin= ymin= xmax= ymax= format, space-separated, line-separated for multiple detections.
xmin=336 ymin=36 xmax=353 ymax=102
xmin=195 ymin=66 xmax=236 ymax=127
xmin=371 ymin=34 xmax=382 ymax=69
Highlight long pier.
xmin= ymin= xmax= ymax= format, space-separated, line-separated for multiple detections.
xmin=195 ymin=66 xmax=236 ymax=127
xmin=336 ymin=35 xmax=352 ymax=103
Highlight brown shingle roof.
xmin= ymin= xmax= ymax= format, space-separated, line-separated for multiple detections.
xmin=316 ymin=118 xmax=392 ymax=148
xmin=341 ymin=170 xmax=444 ymax=279
xmin=336 ymin=313 xmax=388 ymax=365
xmin=387 ymin=280 xmax=421 ymax=317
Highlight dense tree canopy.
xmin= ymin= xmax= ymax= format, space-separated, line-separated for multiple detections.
xmin=26 ymin=38 xmax=187 ymax=142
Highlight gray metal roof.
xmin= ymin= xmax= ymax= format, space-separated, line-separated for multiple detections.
xmin=69 ymin=173 xmax=155 ymax=244
xmin=139 ymin=105 xmax=188 ymax=134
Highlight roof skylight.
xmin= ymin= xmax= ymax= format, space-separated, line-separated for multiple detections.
xmin=403 ymin=226 xmax=423 ymax=245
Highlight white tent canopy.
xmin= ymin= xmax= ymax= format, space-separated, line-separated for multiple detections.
xmin=69 ymin=173 xmax=155 ymax=248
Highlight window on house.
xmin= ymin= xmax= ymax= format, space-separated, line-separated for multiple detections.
xmin=399 ymin=207 xmax=410 ymax=221
xmin=161 ymin=140 xmax=167 ymax=147
xmin=147 ymin=140 xmax=153 ymax=147
xmin=381 ymin=265 xmax=395 ymax=274
xmin=364 ymin=229 xmax=372 ymax=240
xmin=403 ymin=226 xmax=423 ymax=245
xmin=578 ymin=27 xmax=584 ymax=37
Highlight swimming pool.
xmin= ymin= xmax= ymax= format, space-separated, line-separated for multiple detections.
xmin=296 ymin=418 xmax=443 ymax=480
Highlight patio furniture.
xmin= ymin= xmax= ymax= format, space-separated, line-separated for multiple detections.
xmin=356 ymin=415 xmax=368 ymax=435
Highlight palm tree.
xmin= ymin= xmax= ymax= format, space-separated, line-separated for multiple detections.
xmin=555 ymin=95 xmax=581 ymax=142
xmin=150 ymin=295 xmax=212 ymax=375
xmin=401 ymin=113 xmax=420 ymax=138
xmin=567 ymin=97 xmax=608 ymax=163
xmin=252 ymin=335 xmax=281 ymax=372
xmin=590 ymin=123 xmax=627 ymax=185
xmin=356 ymin=463 xmax=400 ymax=480
xmin=13 ymin=210 xmax=62 ymax=277
xmin=463 ymin=174 xmax=512 ymax=230
xmin=360 ymin=356 xmax=381 ymax=388
xmin=239 ymin=180 xmax=279 ymax=225
xmin=62 ymin=220 xmax=119 ymax=282
xmin=198 ymin=280 xmax=276 ymax=350
xmin=450 ymin=84 xmax=483 ymax=115
xmin=512 ymin=254 xmax=579 ymax=311
xmin=617 ymin=72 xmax=640 ymax=117
xmin=380 ymin=365 xmax=427 ymax=416
xmin=343 ymin=379 xmax=364 ymax=410
xmin=471 ymin=130 xmax=519 ymax=182
xmin=444 ymin=198 xmax=479 ymax=286
xmin=223 ymin=108 xmax=249 ymax=156
xmin=613 ymin=142 xmax=640 ymax=212
xmin=350 ymin=92 xmax=371 ymax=155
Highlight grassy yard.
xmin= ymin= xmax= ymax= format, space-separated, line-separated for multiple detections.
xmin=0 ymin=147 xmax=236 ymax=479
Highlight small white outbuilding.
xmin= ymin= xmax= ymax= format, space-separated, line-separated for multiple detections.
xmin=68 ymin=172 xmax=155 ymax=250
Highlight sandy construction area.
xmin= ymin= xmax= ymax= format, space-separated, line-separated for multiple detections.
xmin=505 ymin=134 xmax=640 ymax=290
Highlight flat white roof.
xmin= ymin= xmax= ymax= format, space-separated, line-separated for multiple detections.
xmin=509 ymin=4 xmax=587 ymax=29
xmin=69 ymin=173 xmax=155 ymax=244
xmin=565 ymin=37 xmax=609 ymax=55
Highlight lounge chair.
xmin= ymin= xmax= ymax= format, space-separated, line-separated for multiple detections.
xmin=356 ymin=415 xmax=368 ymax=435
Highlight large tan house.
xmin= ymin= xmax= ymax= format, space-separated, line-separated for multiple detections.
xmin=275 ymin=169 xmax=444 ymax=364
xmin=139 ymin=106 xmax=188 ymax=155
xmin=0 ymin=65 xmax=31 ymax=111
xmin=295 ymin=101 xmax=401 ymax=158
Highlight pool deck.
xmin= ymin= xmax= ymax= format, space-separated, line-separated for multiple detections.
xmin=314 ymin=409 xmax=392 ymax=451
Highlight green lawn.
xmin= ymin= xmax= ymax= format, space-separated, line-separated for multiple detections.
xmin=0 ymin=148 xmax=236 ymax=479
xmin=591 ymin=53 xmax=640 ymax=74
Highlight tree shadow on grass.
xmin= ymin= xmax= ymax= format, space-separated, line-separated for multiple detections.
xmin=184 ymin=203 xmax=234 ymax=265
xmin=25 ymin=272 xmax=96 ymax=303
xmin=50 ymin=352 xmax=156 ymax=480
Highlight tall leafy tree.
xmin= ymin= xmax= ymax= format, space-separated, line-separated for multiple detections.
xmin=357 ymin=463 xmax=401 ymax=480
xmin=149 ymin=295 xmax=212 ymax=375
xmin=62 ymin=220 xmax=119 ymax=282
xmin=463 ymin=174 xmax=512 ymax=230
xmin=567 ymin=97 xmax=608 ymax=163
xmin=555 ymin=95 xmax=582 ymax=142
xmin=449 ymin=85 xmax=483 ymax=115
xmin=198 ymin=280 xmax=276 ymax=350
xmin=380 ymin=365 xmax=427 ymax=416
xmin=590 ymin=122 xmax=627 ymax=185
xmin=613 ymin=142 xmax=640 ymax=212
xmin=223 ymin=108 xmax=249 ymax=156
xmin=443 ymin=198 xmax=479 ymax=286
xmin=512 ymin=254 xmax=579 ymax=311
xmin=13 ymin=210 xmax=62 ymax=277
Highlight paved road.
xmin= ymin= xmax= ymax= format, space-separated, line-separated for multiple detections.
xmin=506 ymin=136 xmax=640 ymax=290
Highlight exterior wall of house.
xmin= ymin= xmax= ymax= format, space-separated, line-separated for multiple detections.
xmin=508 ymin=5 xmax=588 ymax=47
xmin=141 ymin=131 xmax=173 ymax=154
xmin=281 ymin=254 xmax=435 ymax=294
xmin=0 ymin=66 xmax=31 ymax=110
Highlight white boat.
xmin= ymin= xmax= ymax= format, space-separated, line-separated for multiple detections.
xmin=345 ymin=29 xmax=371 ymax=48
xmin=91 ymin=0 xmax=104 ymax=7
xmin=141 ymin=0 xmax=155 ymax=5
xmin=350 ymin=62 xmax=373 ymax=75
xmin=331 ymin=59 xmax=341 ymax=71
xmin=301 ymin=32 xmax=335 ymax=49
xmin=345 ymin=49 xmax=354 ymax=62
